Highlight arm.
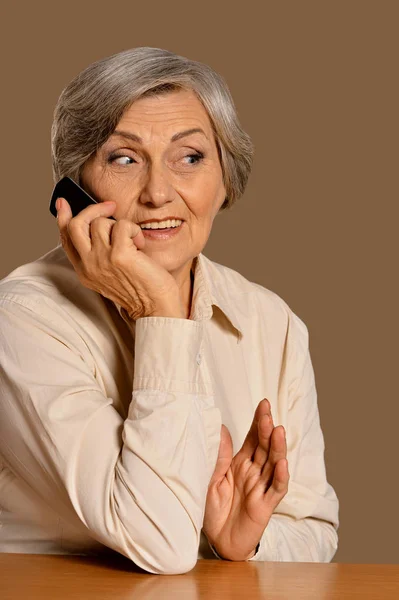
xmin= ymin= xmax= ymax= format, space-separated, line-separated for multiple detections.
xmin=247 ymin=314 xmax=339 ymax=562
xmin=0 ymin=295 xmax=222 ymax=574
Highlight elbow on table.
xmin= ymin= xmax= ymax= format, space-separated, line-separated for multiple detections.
xmin=108 ymin=483 xmax=201 ymax=573
xmin=124 ymin=544 xmax=198 ymax=575
xmin=116 ymin=528 xmax=199 ymax=575
xmin=156 ymin=554 xmax=198 ymax=576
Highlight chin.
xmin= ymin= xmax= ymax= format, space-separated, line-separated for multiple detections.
xmin=149 ymin=249 xmax=194 ymax=272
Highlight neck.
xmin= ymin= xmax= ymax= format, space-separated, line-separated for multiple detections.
xmin=170 ymin=257 xmax=196 ymax=320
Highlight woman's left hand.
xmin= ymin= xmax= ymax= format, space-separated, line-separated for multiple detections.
xmin=202 ymin=399 xmax=289 ymax=561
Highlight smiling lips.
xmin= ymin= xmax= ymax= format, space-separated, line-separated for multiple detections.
xmin=140 ymin=221 xmax=184 ymax=240
xmin=138 ymin=216 xmax=184 ymax=224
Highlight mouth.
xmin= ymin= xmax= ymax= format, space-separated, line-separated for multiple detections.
xmin=140 ymin=221 xmax=185 ymax=240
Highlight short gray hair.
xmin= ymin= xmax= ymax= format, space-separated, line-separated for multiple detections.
xmin=51 ymin=47 xmax=254 ymax=212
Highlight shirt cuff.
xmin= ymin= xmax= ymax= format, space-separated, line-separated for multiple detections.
xmin=210 ymin=541 xmax=261 ymax=561
xmin=133 ymin=316 xmax=210 ymax=394
xmin=247 ymin=540 xmax=261 ymax=561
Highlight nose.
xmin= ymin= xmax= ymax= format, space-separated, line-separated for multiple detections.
xmin=139 ymin=159 xmax=175 ymax=207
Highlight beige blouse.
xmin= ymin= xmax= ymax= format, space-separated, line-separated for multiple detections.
xmin=0 ymin=242 xmax=339 ymax=574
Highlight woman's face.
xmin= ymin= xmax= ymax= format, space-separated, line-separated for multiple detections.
xmin=80 ymin=88 xmax=226 ymax=278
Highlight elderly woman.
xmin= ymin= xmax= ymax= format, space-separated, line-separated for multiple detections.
xmin=0 ymin=47 xmax=339 ymax=574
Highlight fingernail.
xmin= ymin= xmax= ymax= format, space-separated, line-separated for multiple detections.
xmin=55 ymin=198 xmax=61 ymax=211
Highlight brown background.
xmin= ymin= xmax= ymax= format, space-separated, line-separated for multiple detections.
xmin=1 ymin=1 xmax=398 ymax=563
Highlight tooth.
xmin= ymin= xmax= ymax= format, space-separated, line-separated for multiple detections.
xmin=140 ymin=220 xmax=181 ymax=229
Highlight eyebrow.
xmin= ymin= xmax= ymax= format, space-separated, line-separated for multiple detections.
xmin=111 ymin=127 xmax=208 ymax=144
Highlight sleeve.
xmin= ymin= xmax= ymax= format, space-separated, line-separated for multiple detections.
xmin=209 ymin=540 xmax=260 ymax=560
xmin=247 ymin=311 xmax=340 ymax=563
xmin=0 ymin=295 xmax=222 ymax=574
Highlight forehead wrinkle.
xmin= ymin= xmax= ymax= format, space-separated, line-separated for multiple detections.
xmin=111 ymin=127 xmax=209 ymax=146
xmin=114 ymin=98 xmax=213 ymax=145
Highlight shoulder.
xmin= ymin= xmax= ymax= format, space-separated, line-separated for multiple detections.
xmin=0 ymin=243 xmax=96 ymax=334
xmin=0 ymin=243 xmax=74 ymax=304
xmin=200 ymin=253 xmax=309 ymax=351
xmin=250 ymin=280 xmax=309 ymax=350
xmin=0 ymin=247 xmax=101 ymax=370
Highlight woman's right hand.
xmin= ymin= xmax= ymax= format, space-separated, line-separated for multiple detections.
xmin=56 ymin=197 xmax=185 ymax=320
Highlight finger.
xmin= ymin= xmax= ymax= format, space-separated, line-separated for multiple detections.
xmin=239 ymin=399 xmax=271 ymax=459
xmin=252 ymin=405 xmax=275 ymax=466
xmin=252 ymin=412 xmax=274 ymax=468
xmin=266 ymin=425 xmax=287 ymax=468
xmin=66 ymin=200 xmax=117 ymax=255
xmin=90 ymin=215 xmax=116 ymax=249
xmin=56 ymin=197 xmax=81 ymax=268
xmin=262 ymin=458 xmax=289 ymax=510
xmin=260 ymin=426 xmax=287 ymax=484
xmin=111 ymin=219 xmax=146 ymax=253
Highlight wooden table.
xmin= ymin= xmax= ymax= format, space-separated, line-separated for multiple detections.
xmin=1 ymin=553 xmax=398 ymax=599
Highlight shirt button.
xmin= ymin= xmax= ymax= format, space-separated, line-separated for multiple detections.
xmin=196 ymin=352 xmax=202 ymax=365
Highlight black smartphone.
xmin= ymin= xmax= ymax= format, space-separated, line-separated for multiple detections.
xmin=49 ymin=176 xmax=116 ymax=221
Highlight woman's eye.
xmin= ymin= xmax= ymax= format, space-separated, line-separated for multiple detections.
xmin=182 ymin=152 xmax=204 ymax=166
xmin=109 ymin=154 xmax=135 ymax=166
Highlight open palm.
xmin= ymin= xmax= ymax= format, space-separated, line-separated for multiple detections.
xmin=203 ymin=399 xmax=289 ymax=561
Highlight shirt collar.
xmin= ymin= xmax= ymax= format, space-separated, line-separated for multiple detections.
xmin=113 ymin=252 xmax=243 ymax=343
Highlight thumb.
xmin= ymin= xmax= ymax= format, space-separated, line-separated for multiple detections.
xmin=209 ymin=424 xmax=233 ymax=485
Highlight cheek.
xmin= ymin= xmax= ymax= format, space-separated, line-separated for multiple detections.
xmin=90 ymin=167 xmax=132 ymax=203
xmin=183 ymin=174 xmax=224 ymax=218
xmin=186 ymin=198 xmax=215 ymax=222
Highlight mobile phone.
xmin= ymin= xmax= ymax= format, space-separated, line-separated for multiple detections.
xmin=49 ymin=176 xmax=116 ymax=220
